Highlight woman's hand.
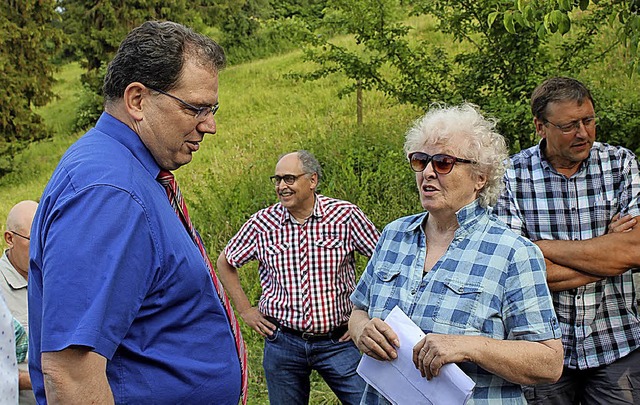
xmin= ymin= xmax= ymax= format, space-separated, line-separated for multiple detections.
xmin=412 ymin=334 xmax=471 ymax=380
xmin=349 ymin=308 xmax=400 ymax=361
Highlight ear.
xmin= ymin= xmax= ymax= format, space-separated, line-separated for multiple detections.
xmin=309 ymin=173 xmax=318 ymax=191
xmin=534 ymin=117 xmax=547 ymax=139
xmin=123 ymin=82 xmax=147 ymax=122
xmin=4 ymin=231 xmax=14 ymax=248
xmin=474 ymin=173 xmax=488 ymax=193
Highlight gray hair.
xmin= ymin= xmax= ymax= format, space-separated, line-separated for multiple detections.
xmin=530 ymin=77 xmax=595 ymax=121
xmin=103 ymin=21 xmax=225 ymax=104
xmin=403 ymin=103 xmax=509 ymax=207
xmin=297 ymin=150 xmax=323 ymax=182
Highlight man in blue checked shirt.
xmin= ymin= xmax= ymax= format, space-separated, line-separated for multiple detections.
xmin=493 ymin=77 xmax=640 ymax=404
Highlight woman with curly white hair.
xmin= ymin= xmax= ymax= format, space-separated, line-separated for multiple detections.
xmin=349 ymin=103 xmax=564 ymax=404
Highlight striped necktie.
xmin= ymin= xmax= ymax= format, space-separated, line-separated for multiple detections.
xmin=157 ymin=170 xmax=248 ymax=405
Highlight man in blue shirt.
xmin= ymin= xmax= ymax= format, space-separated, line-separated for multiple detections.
xmin=29 ymin=21 xmax=242 ymax=404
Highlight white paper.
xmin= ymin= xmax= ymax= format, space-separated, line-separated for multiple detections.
xmin=357 ymin=306 xmax=475 ymax=405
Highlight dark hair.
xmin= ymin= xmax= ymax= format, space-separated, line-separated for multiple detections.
xmin=103 ymin=21 xmax=225 ymax=104
xmin=530 ymin=77 xmax=595 ymax=121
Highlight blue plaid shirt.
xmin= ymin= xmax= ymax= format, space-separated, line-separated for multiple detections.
xmin=493 ymin=140 xmax=640 ymax=370
xmin=351 ymin=200 xmax=560 ymax=404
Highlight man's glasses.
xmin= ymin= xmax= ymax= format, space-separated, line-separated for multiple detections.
xmin=147 ymin=86 xmax=219 ymax=122
xmin=408 ymin=152 xmax=476 ymax=175
xmin=544 ymin=116 xmax=597 ymax=135
xmin=10 ymin=231 xmax=30 ymax=241
xmin=270 ymin=173 xmax=307 ymax=185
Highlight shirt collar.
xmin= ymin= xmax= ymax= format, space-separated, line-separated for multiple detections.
xmin=537 ymin=138 xmax=592 ymax=175
xmin=279 ymin=194 xmax=323 ymax=224
xmin=406 ymin=199 xmax=485 ymax=236
xmin=95 ymin=112 xmax=161 ymax=178
xmin=0 ymin=250 xmax=27 ymax=290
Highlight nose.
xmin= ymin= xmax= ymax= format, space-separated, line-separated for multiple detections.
xmin=421 ymin=159 xmax=438 ymax=178
xmin=196 ymin=114 xmax=217 ymax=134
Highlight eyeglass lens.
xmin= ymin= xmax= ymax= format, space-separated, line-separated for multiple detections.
xmin=270 ymin=175 xmax=299 ymax=185
xmin=409 ymin=153 xmax=456 ymax=174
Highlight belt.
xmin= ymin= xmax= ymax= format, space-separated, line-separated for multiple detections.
xmin=265 ymin=316 xmax=348 ymax=341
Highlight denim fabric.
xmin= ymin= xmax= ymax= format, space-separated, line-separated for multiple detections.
xmin=263 ymin=328 xmax=365 ymax=405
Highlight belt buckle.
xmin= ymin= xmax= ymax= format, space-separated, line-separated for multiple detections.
xmin=301 ymin=331 xmax=315 ymax=340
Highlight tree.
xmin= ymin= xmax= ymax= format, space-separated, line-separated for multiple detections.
xmin=58 ymin=0 xmax=205 ymax=129
xmin=495 ymin=0 xmax=640 ymax=74
xmin=0 ymin=0 xmax=64 ymax=177
xmin=293 ymin=0 xmax=640 ymax=152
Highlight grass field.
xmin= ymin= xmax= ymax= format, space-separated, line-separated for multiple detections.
xmin=1 ymin=47 xmax=419 ymax=404
xmin=3 ymin=15 xmax=640 ymax=403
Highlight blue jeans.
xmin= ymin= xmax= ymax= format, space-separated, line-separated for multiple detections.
xmin=263 ymin=328 xmax=365 ymax=405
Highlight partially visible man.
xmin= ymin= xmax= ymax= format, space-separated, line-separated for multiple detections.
xmin=493 ymin=77 xmax=640 ymax=404
xmin=0 ymin=294 xmax=17 ymax=404
xmin=29 ymin=21 xmax=245 ymax=404
xmin=2 ymin=200 xmax=37 ymax=404
xmin=218 ymin=150 xmax=380 ymax=405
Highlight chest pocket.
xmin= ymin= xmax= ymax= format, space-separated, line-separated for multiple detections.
xmin=314 ymin=238 xmax=343 ymax=249
xmin=265 ymin=243 xmax=289 ymax=255
xmin=368 ymin=265 xmax=403 ymax=320
xmin=433 ymin=277 xmax=482 ymax=331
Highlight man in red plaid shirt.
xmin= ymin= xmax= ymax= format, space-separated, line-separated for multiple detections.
xmin=218 ymin=150 xmax=380 ymax=404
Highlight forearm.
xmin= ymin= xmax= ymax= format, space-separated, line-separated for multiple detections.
xmin=348 ymin=308 xmax=371 ymax=345
xmin=18 ymin=370 xmax=31 ymax=390
xmin=216 ymin=252 xmax=252 ymax=314
xmin=536 ymin=222 xmax=640 ymax=276
xmin=469 ymin=337 xmax=563 ymax=385
xmin=545 ymin=258 xmax=602 ymax=292
xmin=42 ymin=348 xmax=113 ymax=404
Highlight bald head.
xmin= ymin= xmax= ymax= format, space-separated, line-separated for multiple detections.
xmin=6 ymin=200 xmax=38 ymax=234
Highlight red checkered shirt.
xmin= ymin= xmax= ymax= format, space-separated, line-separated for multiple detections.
xmin=224 ymin=194 xmax=380 ymax=333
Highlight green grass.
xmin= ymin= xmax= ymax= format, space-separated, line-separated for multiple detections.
xmin=1 ymin=48 xmax=418 ymax=405
xmin=4 ymin=15 xmax=640 ymax=404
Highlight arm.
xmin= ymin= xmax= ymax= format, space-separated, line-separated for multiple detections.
xmin=536 ymin=215 xmax=640 ymax=277
xmin=41 ymin=347 xmax=113 ymax=404
xmin=348 ymin=308 xmax=399 ymax=361
xmin=412 ymin=334 xmax=563 ymax=385
xmin=19 ymin=369 xmax=31 ymax=390
xmin=216 ymin=252 xmax=275 ymax=337
xmin=545 ymin=258 xmax=602 ymax=292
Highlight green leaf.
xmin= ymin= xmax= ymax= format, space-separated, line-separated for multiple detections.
xmin=504 ymin=12 xmax=516 ymax=34
xmin=558 ymin=14 xmax=571 ymax=35
xmin=488 ymin=11 xmax=500 ymax=28
xmin=514 ymin=11 xmax=525 ymax=28
xmin=537 ymin=23 xmax=548 ymax=40
xmin=558 ymin=0 xmax=572 ymax=12
xmin=579 ymin=0 xmax=590 ymax=11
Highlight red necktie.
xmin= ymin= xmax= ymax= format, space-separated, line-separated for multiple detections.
xmin=158 ymin=170 xmax=248 ymax=405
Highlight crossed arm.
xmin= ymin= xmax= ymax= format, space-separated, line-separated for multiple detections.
xmin=349 ymin=309 xmax=563 ymax=385
xmin=537 ymin=214 xmax=640 ymax=291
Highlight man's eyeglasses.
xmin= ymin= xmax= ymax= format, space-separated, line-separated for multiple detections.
xmin=10 ymin=231 xmax=30 ymax=241
xmin=270 ymin=173 xmax=307 ymax=185
xmin=544 ymin=116 xmax=597 ymax=135
xmin=408 ymin=152 xmax=476 ymax=175
xmin=147 ymin=86 xmax=219 ymax=122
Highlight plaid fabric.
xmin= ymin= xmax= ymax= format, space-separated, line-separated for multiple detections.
xmin=13 ymin=318 xmax=27 ymax=363
xmin=224 ymin=194 xmax=380 ymax=333
xmin=351 ymin=200 xmax=560 ymax=404
xmin=493 ymin=140 xmax=640 ymax=369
